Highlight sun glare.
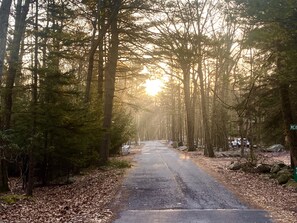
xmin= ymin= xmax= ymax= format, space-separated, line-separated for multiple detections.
xmin=145 ymin=79 xmax=163 ymax=96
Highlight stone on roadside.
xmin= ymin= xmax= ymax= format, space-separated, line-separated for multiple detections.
xmin=262 ymin=144 xmax=284 ymax=152
xmin=286 ymin=179 xmax=297 ymax=191
xmin=255 ymin=164 xmax=271 ymax=173
xmin=270 ymin=162 xmax=286 ymax=174
xmin=276 ymin=169 xmax=292 ymax=184
xmin=178 ymin=146 xmax=188 ymax=151
xmin=277 ymin=174 xmax=292 ymax=184
xmin=277 ymin=168 xmax=292 ymax=176
xmin=228 ymin=162 xmax=242 ymax=170
xmin=218 ymin=151 xmax=241 ymax=158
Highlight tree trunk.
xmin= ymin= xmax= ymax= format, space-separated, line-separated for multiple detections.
xmin=3 ymin=0 xmax=30 ymax=130
xmin=0 ymin=0 xmax=12 ymax=81
xmin=85 ymin=0 xmax=109 ymax=103
xmin=182 ymin=65 xmax=195 ymax=151
xmin=100 ymin=0 xmax=120 ymax=165
xmin=210 ymin=66 xmax=219 ymax=148
xmin=0 ymin=0 xmax=30 ymax=193
xmin=26 ymin=0 xmax=39 ymax=196
xmin=97 ymin=0 xmax=106 ymax=100
xmin=177 ymin=83 xmax=183 ymax=144
xmin=198 ymin=61 xmax=214 ymax=157
xmin=97 ymin=39 xmax=104 ymax=100
xmin=279 ymin=83 xmax=297 ymax=168
xmin=0 ymin=149 xmax=9 ymax=192
xmin=170 ymin=82 xmax=177 ymax=142
xmin=85 ymin=29 xmax=97 ymax=103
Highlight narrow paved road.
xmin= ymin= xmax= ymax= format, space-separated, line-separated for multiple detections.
xmin=112 ymin=141 xmax=272 ymax=223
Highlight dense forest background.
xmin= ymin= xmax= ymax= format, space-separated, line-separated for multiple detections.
xmin=0 ymin=0 xmax=296 ymax=195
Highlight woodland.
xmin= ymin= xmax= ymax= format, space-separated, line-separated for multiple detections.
xmin=0 ymin=0 xmax=296 ymax=199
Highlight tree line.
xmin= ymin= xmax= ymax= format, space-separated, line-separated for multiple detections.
xmin=136 ymin=0 xmax=297 ymax=168
xmin=0 ymin=0 xmax=148 ymax=195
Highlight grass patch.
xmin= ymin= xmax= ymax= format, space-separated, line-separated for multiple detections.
xmin=0 ymin=194 xmax=28 ymax=204
xmin=108 ymin=159 xmax=132 ymax=169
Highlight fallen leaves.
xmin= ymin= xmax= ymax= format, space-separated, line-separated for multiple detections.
xmin=187 ymin=150 xmax=297 ymax=223
xmin=0 ymin=167 xmax=125 ymax=223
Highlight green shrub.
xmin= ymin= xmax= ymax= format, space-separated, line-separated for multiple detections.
xmin=0 ymin=194 xmax=28 ymax=204
xmin=108 ymin=159 xmax=131 ymax=169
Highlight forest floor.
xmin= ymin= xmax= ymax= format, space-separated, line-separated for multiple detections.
xmin=182 ymin=149 xmax=297 ymax=223
xmin=0 ymin=169 xmax=123 ymax=223
xmin=0 ymin=147 xmax=141 ymax=223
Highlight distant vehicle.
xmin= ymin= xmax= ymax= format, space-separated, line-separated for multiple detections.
xmin=230 ymin=138 xmax=250 ymax=148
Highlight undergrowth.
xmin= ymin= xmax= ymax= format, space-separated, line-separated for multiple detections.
xmin=0 ymin=194 xmax=28 ymax=204
xmin=107 ymin=159 xmax=131 ymax=169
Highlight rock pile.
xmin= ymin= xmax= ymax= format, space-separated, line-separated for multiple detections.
xmin=228 ymin=161 xmax=295 ymax=186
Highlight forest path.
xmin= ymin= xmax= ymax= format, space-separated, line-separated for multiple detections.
xmin=112 ymin=141 xmax=272 ymax=223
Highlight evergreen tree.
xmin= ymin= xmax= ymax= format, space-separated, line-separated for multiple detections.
xmin=230 ymin=0 xmax=297 ymax=167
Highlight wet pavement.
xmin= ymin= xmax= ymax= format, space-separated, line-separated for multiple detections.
xmin=112 ymin=141 xmax=272 ymax=223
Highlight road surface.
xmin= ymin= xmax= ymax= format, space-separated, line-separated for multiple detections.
xmin=112 ymin=141 xmax=272 ymax=223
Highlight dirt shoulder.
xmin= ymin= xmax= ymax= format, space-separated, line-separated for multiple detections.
xmin=181 ymin=149 xmax=297 ymax=223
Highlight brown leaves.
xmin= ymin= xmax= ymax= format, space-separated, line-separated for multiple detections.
xmin=0 ymin=168 xmax=125 ymax=223
xmin=188 ymin=151 xmax=297 ymax=223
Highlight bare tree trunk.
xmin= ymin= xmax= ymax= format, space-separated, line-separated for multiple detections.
xmin=100 ymin=0 xmax=120 ymax=165
xmin=40 ymin=1 xmax=50 ymax=186
xmin=279 ymin=83 xmax=297 ymax=168
xmin=97 ymin=0 xmax=106 ymax=100
xmin=211 ymin=65 xmax=219 ymax=148
xmin=3 ymin=0 xmax=30 ymax=130
xmin=0 ymin=0 xmax=13 ymax=193
xmin=0 ymin=148 xmax=9 ymax=192
xmin=85 ymin=0 xmax=109 ymax=103
xmin=0 ymin=0 xmax=12 ymax=81
xmin=26 ymin=0 xmax=39 ymax=196
xmin=198 ymin=59 xmax=214 ymax=157
xmin=85 ymin=27 xmax=97 ymax=103
xmin=0 ymin=0 xmax=30 ymax=193
xmin=171 ymin=83 xmax=177 ymax=141
xmin=97 ymin=40 xmax=104 ymax=100
xmin=177 ymin=83 xmax=183 ymax=144
xmin=182 ymin=65 xmax=195 ymax=151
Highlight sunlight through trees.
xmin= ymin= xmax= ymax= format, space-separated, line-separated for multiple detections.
xmin=0 ymin=0 xmax=296 ymax=194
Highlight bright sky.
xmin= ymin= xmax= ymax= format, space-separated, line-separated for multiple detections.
xmin=145 ymin=79 xmax=163 ymax=96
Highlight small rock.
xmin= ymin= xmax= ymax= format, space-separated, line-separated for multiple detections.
xmin=277 ymin=174 xmax=292 ymax=184
xmin=230 ymin=151 xmax=241 ymax=157
xmin=270 ymin=162 xmax=287 ymax=173
xmin=216 ymin=153 xmax=223 ymax=158
xmin=255 ymin=164 xmax=271 ymax=173
xmin=228 ymin=162 xmax=242 ymax=170
xmin=277 ymin=162 xmax=287 ymax=168
xmin=270 ymin=164 xmax=281 ymax=174
xmin=276 ymin=169 xmax=292 ymax=184
xmin=262 ymin=144 xmax=285 ymax=152
xmin=277 ymin=168 xmax=292 ymax=177
xmin=286 ymin=179 xmax=297 ymax=190
xmin=178 ymin=146 xmax=188 ymax=151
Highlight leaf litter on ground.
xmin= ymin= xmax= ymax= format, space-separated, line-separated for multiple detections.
xmin=185 ymin=150 xmax=297 ymax=223
xmin=0 ymin=158 xmax=131 ymax=223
